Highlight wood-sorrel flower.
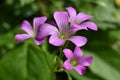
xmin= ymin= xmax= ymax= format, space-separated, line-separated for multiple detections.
xmin=15 ymin=17 xmax=47 ymax=45
xmin=66 ymin=7 xmax=97 ymax=32
xmin=36 ymin=12 xmax=87 ymax=47
xmin=63 ymin=47 xmax=93 ymax=75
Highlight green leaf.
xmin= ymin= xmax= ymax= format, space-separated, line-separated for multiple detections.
xmin=84 ymin=50 xmax=120 ymax=80
xmin=0 ymin=43 xmax=55 ymax=80
xmin=97 ymin=22 xmax=117 ymax=30
xmin=41 ymin=39 xmax=55 ymax=68
xmin=41 ymin=39 xmax=62 ymax=72
xmin=109 ymin=30 xmax=120 ymax=40
xmin=69 ymin=70 xmax=96 ymax=80
xmin=0 ymin=32 xmax=16 ymax=47
xmin=0 ymin=27 xmax=23 ymax=47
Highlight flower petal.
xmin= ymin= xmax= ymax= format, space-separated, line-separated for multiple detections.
xmin=74 ymin=65 xmax=86 ymax=75
xmin=49 ymin=35 xmax=65 ymax=46
xmin=63 ymin=49 xmax=74 ymax=59
xmin=74 ymin=47 xmax=83 ymax=57
xmin=54 ymin=12 xmax=69 ymax=32
xmin=63 ymin=59 xmax=73 ymax=70
xmin=15 ymin=34 xmax=31 ymax=42
xmin=72 ymin=22 xmax=88 ymax=30
xmin=20 ymin=20 xmax=34 ymax=36
xmin=66 ymin=7 xmax=77 ymax=18
xmin=75 ymin=12 xmax=93 ymax=24
xmin=68 ymin=36 xmax=87 ymax=47
xmin=68 ymin=23 xmax=88 ymax=34
xmin=80 ymin=56 xmax=93 ymax=66
xmin=80 ymin=21 xmax=97 ymax=31
xmin=34 ymin=38 xmax=45 ymax=45
xmin=36 ymin=23 xmax=58 ymax=40
xmin=33 ymin=16 xmax=47 ymax=32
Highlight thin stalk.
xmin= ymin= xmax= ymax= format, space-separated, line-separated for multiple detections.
xmin=65 ymin=70 xmax=72 ymax=80
xmin=59 ymin=41 xmax=69 ymax=59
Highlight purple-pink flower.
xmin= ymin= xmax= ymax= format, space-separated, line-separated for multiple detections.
xmin=66 ymin=7 xmax=97 ymax=31
xmin=36 ymin=12 xmax=87 ymax=47
xmin=63 ymin=47 xmax=93 ymax=75
xmin=15 ymin=17 xmax=47 ymax=45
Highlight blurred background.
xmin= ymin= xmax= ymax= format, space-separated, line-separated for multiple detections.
xmin=0 ymin=0 xmax=120 ymax=80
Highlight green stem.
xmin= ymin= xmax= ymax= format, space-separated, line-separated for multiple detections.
xmin=59 ymin=41 xmax=69 ymax=58
xmin=65 ymin=70 xmax=72 ymax=80
xmin=36 ymin=0 xmax=49 ymax=17
xmin=59 ymin=46 xmax=63 ymax=59
xmin=64 ymin=41 xmax=69 ymax=48
xmin=54 ymin=68 xmax=64 ymax=72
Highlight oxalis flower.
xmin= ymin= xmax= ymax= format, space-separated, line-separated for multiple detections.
xmin=36 ymin=12 xmax=87 ymax=47
xmin=63 ymin=47 xmax=93 ymax=75
xmin=15 ymin=17 xmax=47 ymax=45
xmin=66 ymin=7 xmax=97 ymax=31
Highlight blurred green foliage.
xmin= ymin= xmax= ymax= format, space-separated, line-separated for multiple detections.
xmin=0 ymin=0 xmax=120 ymax=80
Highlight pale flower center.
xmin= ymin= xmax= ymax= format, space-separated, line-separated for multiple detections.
xmin=32 ymin=31 xmax=36 ymax=38
xmin=58 ymin=32 xmax=69 ymax=40
xmin=75 ymin=20 xmax=80 ymax=24
xmin=70 ymin=58 xmax=78 ymax=67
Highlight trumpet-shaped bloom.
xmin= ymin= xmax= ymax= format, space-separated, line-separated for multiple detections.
xmin=36 ymin=12 xmax=87 ymax=47
xmin=63 ymin=47 xmax=93 ymax=75
xmin=66 ymin=7 xmax=97 ymax=31
xmin=15 ymin=17 xmax=47 ymax=45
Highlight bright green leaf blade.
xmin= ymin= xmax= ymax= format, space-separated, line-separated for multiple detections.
xmin=69 ymin=70 xmax=100 ymax=80
xmin=84 ymin=50 xmax=120 ymax=80
xmin=109 ymin=30 xmax=120 ymax=40
xmin=41 ymin=39 xmax=55 ymax=68
xmin=0 ymin=43 xmax=55 ymax=80
xmin=0 ymin=32 xmax=16 ymax=47
xmin=0 ymin=45 xmax=26 ymax=80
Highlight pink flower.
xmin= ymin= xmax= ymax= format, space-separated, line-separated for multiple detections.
xmin=63 ymin=47 xmax=93 ymax=75
xmin=66 ymin=7 xmax=97 ymax=32
xmin=15 ymin=17 xmax=47 ymax=45
xmin=36 ymin=12 xmax=87 ymax=47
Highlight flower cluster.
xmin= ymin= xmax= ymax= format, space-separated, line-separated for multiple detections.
xmin=15 ymin=7 xmax=97 ymax=75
